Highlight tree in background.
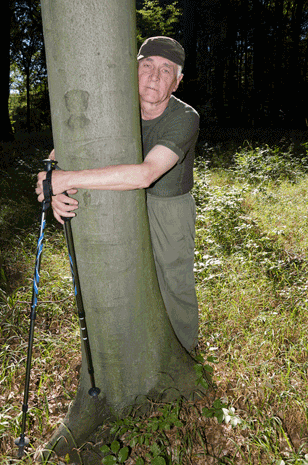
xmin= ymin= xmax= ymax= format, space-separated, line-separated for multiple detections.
xmin=0 ymin=0 xmax=15 ymax=142
xmin=6 ymin=0 xmax=179 ymax=137
xmin=5 ymin=0 xmax=308 ymax=139
xmin=136 ymin=0 xmax=181 ymax=47
xmin=40 ymin=1 xmax=204 ymax=463
xmin=10 ymin=0 xmax=47 ymax=132
xmin=195 ymin=0 xmax=308 ymax=128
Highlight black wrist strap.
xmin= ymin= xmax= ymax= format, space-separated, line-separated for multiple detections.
xmin=42 ymin=170 xmax=53 ymax=211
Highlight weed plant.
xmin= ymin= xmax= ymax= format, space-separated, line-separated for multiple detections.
xmin=232 ymin=144 xmax=308 ymax=185
xmin=1 ymin=140 xmax=308 ymax=464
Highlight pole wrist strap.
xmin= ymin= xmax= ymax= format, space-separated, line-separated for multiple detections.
xmin=42 ymin=170 xmax=53 ymax=211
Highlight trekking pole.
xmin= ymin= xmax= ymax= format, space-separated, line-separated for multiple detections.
xmin=50 ymin=162 xmax=100 ymax=397
xmin=15 ymin=159 xmax=57 ymax=458
xmin=62 ymin=216 xmax=100 ymax=397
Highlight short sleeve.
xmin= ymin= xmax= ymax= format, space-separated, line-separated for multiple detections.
xmin=154 ymin=108 xmax=200 ymax=163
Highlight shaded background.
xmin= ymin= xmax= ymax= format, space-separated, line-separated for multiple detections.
xmin=1 ymin=0 xmax=308 ymax=148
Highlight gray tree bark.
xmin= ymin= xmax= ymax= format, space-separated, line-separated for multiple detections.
xmin=40 ymin=1 xmax=205 ymax=463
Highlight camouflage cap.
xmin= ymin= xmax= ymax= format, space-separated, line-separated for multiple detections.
xmin=137 ymin=36 xmax=185 ymax=68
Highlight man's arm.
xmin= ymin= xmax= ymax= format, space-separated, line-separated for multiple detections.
xmin=36 ymin=145 xmax=179 ymax=223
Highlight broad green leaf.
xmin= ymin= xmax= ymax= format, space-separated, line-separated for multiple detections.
xmin=207 ymin=355 xmax=218 ymax=363
xmin=194 ymin=354 xmax=205 ymax=363
xmin=110 ymin=441 xmax=120 ymax=454
xmin=193 ymin=364 xmax=203 ymax=376
xmin=118 ymin=446 xmax=129 ymax=463
xmin=102 ymin=455 xmax=117 ymax=465
xmin=213 ymin=399 xmax=224 ymax=409
xmin=199 ymin=378 xmax=209 ymax=390
xmin=203 ymin=364 xmax=214 ymax=373
xmin=202 ymin=408 xmax=214 ymax=418
xmin=100 ymin=445 xmax=111 ymax=454
xmin=151 ymin=457 xmax=166 ymax=465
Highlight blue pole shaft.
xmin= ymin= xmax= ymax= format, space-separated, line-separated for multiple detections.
xmin=15 ymin=159 xmax=56 ymax=458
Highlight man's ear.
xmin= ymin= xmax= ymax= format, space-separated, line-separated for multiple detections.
xmin=173 ymin=74 xmax=183 ymax=93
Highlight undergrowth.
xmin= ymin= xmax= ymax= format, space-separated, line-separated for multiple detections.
xmin=1 ymin=139 xmax=308 ymax=464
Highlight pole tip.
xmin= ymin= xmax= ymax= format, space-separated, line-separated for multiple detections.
xmin=15 ymin=435 xmax=30 ymax=458
xmin=88 ymin=387 xmax=101 ymax=397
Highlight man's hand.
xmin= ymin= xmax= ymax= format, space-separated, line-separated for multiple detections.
xmin=36 ymin=169 xmax=74 ymax=200
xmin=36 ymin=152 xmax=78 ymax=224
xmin=49 ymin=149 xmax=56 ymax=160
xmin=35 ymin=170 xmax=79 ymax=224
xmin=51 ymin=193 xmax=79 ymax=224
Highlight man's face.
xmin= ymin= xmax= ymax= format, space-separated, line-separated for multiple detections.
xmin=138 ymin=55 xmax=182 ymax=108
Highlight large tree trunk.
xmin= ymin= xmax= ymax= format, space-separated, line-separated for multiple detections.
xmin=40 ymin=1 xmax=205 ymax=463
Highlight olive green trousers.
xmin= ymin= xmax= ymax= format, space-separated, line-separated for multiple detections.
xmin=147 ymin=192 xmax=199 ymax=352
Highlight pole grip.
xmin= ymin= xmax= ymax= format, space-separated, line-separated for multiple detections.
xmin=42 ymin=159 xmax=58 ymax=212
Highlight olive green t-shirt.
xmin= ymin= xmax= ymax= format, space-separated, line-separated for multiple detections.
xmin=141 ymin=95 xmax=200 ymax=197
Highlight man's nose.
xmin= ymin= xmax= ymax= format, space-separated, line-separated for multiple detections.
xmin=150 ymin=68 xmax=160 ymax=81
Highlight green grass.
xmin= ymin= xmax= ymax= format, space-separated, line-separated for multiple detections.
xmin=191 ymin=146 xmax=308 ymax=464
xmin=0 ymin=226 xmax=81 ymax=464
xmin=1 ymin=138 xmax=308 ymax=464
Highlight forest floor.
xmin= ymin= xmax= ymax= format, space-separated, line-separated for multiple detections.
xmin=1 ymin=133 xmax=308 ymax=464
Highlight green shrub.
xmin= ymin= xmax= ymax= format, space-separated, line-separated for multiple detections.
xmin=233 ymin=144 xmax=308 ymax=184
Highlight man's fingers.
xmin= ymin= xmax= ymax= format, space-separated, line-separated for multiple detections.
xmin=53 ymin=211 xmax=64 ymax=225
xmin=52 ymin=193 xmax=78 ymax=207
xmin=49 ymin=149 xmax=56 ymax=160
xmin=66 ymin=188 xmax=78 ymax=195
xmin=52 ymin=203 xmax=77 ymax=224
xmin=36 ymin=171 xmax=47 ymax=198
xmin=51 ymin=194 xmax=79 ymax=221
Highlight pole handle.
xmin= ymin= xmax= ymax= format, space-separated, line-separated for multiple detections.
xmin=42 ymin=159 xmax=58 ymax=212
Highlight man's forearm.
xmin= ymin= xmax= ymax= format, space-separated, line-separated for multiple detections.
xmin=36 ymin=145 xmax=179 ymax=200
xmin=53 ymin=163 xmax=151 ymax=195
